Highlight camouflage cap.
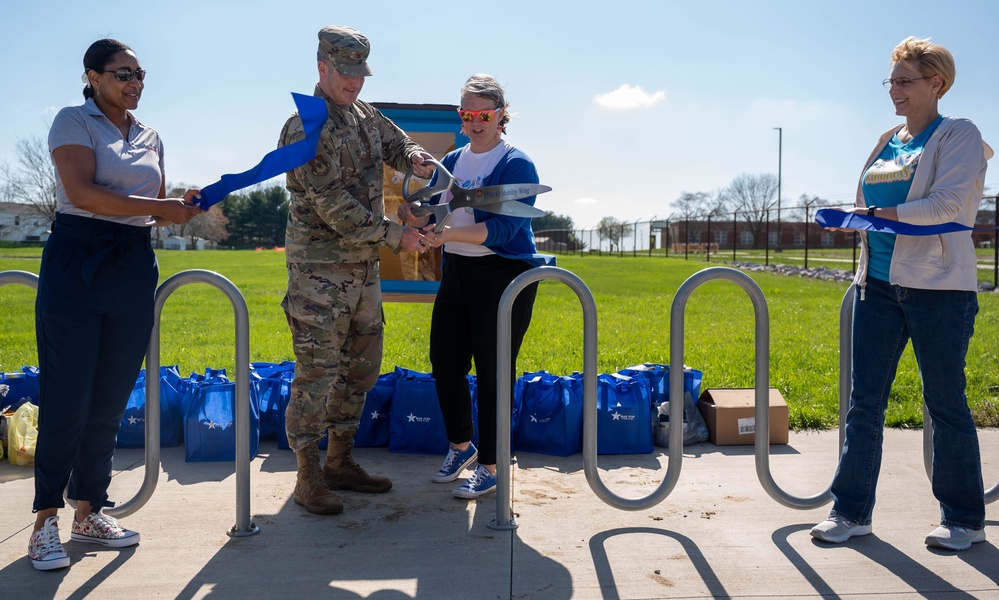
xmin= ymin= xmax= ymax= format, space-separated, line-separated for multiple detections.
xmin=318 ymin=25 xmax=372 ymax=78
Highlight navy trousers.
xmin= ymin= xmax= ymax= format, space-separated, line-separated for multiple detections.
xmin=33 ymin=213 xmax=157 ymax=512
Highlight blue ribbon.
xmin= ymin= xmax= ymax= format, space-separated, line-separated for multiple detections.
xmin=815 ymin=208 xmax=996 ymax=236
xmin=195 ymin=92 xmax=328 ymax=209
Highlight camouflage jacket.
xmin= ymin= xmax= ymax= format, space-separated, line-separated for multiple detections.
xmin=279 ymin=85 xmax=424 ymax=263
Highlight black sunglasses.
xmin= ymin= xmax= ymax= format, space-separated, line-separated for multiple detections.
xmin=99 ymin=67 xmax=147 ymax=82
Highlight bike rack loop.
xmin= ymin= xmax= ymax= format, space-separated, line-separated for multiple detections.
xmin=491 ymin=266 xmax=689 ymax=530
xmin=141 ymin=269 xmax=259 ymax=536
xmin=0 ymin=269 xmax=39 ymax=290
xmin=0 ymin=268 xmax=259 ymax=536
xmin=673 ymin=267 xmax=835 ymax=509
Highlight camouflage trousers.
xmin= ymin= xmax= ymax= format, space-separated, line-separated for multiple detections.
xmin=282 ymin=261 xmax=384 ymax=451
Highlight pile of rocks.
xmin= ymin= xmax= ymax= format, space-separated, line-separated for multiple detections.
xmin=727 ymin=261 xmax=854 ymax=283
xmin=727 ymin=261 xmax=998 ymax=292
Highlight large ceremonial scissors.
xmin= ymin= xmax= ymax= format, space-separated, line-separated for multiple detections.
xmin=402 ymin=157 xmax=550 ymax=233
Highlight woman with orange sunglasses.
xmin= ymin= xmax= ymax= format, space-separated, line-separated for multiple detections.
xmin=399 ymin=74 xmax=552 ymax=498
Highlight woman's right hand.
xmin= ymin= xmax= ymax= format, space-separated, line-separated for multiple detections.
xmin=156 ymin=196 xmax=204 ymax=224
xmin=181 ymin=188 xmax=202 ymax=206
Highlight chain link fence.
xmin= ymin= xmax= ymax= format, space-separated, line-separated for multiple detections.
xmin=535 ymin=196 xmax=999 ymax=287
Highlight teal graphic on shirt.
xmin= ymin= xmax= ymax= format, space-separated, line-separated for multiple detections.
xmin=861 ymin=114 xmax=944 ymax=281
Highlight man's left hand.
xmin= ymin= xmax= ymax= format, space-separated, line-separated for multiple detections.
xmin=410 ymin=152 xmax=436 ymax=179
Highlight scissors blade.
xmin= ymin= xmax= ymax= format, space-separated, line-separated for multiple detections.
xmin=474 ymin=201 xmax=547 ymax=219
xmin=433 ymin=211 xmax=454 ymax=234
xmin=449 ymin=184 xmax=552 ymax=209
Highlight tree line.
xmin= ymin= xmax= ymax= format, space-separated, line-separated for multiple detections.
xmin=595 ymin=173 xmax=830 ymax=250
xmin=0 ymin=134 xmax=290 ymax=248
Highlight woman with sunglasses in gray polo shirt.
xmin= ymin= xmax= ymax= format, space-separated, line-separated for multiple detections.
xmin=27 ymin=38 xmax=203 ymax=571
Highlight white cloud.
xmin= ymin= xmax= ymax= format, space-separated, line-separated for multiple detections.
xmin=593 ymin=84 xmax=666 ymax=110
xmin=574 ymin=197 xmax=599 ymax=205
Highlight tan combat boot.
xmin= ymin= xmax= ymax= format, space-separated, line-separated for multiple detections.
xmin=322 ymin=431 xmax=393 ymax=493
xmin=294 ymin=442 xmax=344 ymax=515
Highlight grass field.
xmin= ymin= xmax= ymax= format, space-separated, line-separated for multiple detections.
xmin=554 ymin=246 xmax=999 ymax=286
xmin=2 ymin=247 xmax=997 ymax=430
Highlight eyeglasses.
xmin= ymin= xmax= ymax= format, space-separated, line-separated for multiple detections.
xmin=99 ymin=67 xmax=147 ymax=82
xmin=882 ymin=76 xmax=929 ymax=89
xmin=457 ymin=107 xmax=500 ymax=123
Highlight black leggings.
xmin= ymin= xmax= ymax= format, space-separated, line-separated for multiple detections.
xmin=430 ymin=253 xmax=537 ymax=465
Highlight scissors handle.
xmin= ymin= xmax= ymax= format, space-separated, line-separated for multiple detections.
xmin=408 ymin=202 xmax=454 ymax=233
xmin=402 ymin=157 xmax=454 ymax=203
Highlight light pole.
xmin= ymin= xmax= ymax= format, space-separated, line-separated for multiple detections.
xmin=773 ymin=126 xmax=782 ymax=251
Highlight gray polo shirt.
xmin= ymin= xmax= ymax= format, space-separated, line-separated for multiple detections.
xmin=48 ymin=98 xmax=165 ymax=227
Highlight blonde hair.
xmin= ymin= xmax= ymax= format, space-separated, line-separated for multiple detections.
xmin=890 ymin=36 xmax=956 ymax=98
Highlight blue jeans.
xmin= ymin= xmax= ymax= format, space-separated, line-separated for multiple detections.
xmin=830 ymin=277 xmax=984 ymax=529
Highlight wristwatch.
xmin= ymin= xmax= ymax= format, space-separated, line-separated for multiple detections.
xmin=867 ymin=206 xmax=877 ymax=217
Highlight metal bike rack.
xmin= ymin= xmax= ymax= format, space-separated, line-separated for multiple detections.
xmin=490 ymin=266 xmax=690 ymax=530
xmin=0 ymin=268 xmax=258 ymax=536
xmin=673 ymin=267 xmax=836 ymax=509
xmin=488 ymin=263 xmax=995 ymax=527
xmin=0 ymin=269 xmax=39 ymax=290
xmin=139 ymin=269 xmax=259 ymax=536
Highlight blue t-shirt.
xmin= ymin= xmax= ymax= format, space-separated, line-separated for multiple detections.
xmin=861 ymin=114 xmax=944 ymax=281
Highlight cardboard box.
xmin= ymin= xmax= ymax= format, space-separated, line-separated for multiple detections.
xmin=697 ymin=388 xmax=788 ymax=445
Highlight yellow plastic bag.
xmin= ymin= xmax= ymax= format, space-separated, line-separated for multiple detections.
xmin=9 ymin=401 xmax=38 ymax=466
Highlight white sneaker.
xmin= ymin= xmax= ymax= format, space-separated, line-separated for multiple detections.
xmin=810 ymin=514 xmax=872 ymax=543
xmin=71 ymin=511 xmax=140 ymax=548
xmin=29 ymin=516 xmax=70 ymax=571
xmin=925 ymin=525 xmax=986 ymax=551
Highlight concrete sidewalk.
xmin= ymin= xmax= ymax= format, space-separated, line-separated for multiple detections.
xmin=2 ymin=429 xmax=998 ymax=599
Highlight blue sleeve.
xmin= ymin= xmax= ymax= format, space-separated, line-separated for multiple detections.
xmin=481 ymin=153 xmax=539 ymax=247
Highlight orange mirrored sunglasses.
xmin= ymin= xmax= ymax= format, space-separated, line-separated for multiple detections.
xmin=457 ymin=108 xmax=500 ymax=123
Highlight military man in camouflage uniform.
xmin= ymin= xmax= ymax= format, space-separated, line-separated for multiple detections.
xmin=279 ymin=25 xmax=433 ymax=515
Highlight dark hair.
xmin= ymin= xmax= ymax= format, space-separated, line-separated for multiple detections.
xmin=82 ymin=38 xmax=132 ymax=100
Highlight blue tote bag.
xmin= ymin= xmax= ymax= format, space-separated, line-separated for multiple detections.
xmin=514 ymin=371 xmax=582 ymax=457
xmin=179 ymin=367 xmax=229 ymax=424
xmin=389 ymin=367 xmax=449 ymax=455
xmin=184 ymin=373 xmax=260 ymax=462
xmin=116 ymin=366 xmax=185 ymax=448
xmin=354 ymin=371 xmax=397 ymax=448
xmin=250 ymin=361 xmax=295 ymax=442
xmin=467 ymin=374 xmax=480 ymax=446
xmin=0 ymin=366 xmax=40 ymax=412
xmin=619 ymin=363 xmax=703 ymax=408
xmin=589 ymin=372 xmax=653 ymax=454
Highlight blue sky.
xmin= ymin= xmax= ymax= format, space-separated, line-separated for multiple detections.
xmin=2 ymin=0 xmax=997 ymax=228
